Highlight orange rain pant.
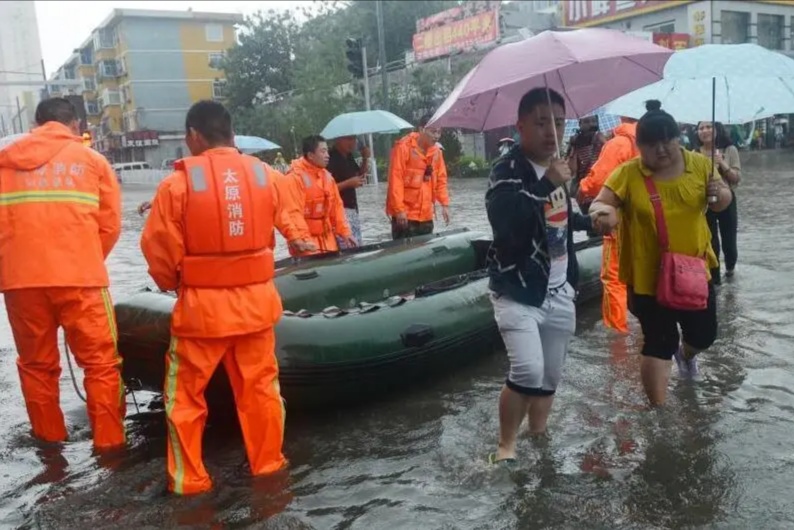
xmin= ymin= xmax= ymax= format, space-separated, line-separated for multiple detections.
xmin=601 ymin=234 xmax=628 ymax=333
xmin=165 ymin=328 xmax=286 ymax=495
xmin=4 ymin=287 xmax=126 ymax=448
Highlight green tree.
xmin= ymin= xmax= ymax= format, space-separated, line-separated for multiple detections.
xmin=223 ymin=9 xmax=301 ymax=110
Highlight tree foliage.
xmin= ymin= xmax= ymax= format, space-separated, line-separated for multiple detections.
xmin=224 ymin=0 xmax=477 ymax=169
xmin=223 ymin=10 xmax=301 ymax=109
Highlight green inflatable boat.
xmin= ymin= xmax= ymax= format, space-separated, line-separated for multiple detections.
xmin=116 ymin=229 xmax=603 ymax=409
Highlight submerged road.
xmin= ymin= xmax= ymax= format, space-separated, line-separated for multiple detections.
xmin=0 ymin=150 xmax=793 ymax=529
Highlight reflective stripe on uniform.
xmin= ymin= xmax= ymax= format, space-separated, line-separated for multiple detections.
xmin=188 ymin=165 xmax=207 ymax=192
xmin=100 ymin=287 xmax=127 ymax=441
xmin=0 ymin=190 xmax=99 ymax=206
xmin=165 ymin=337 xmax=186 ymax=495
xmin=252 ymin=163 xmax=268 ymax=188
xmin=301 ymin=173 xmax=312 ymax=188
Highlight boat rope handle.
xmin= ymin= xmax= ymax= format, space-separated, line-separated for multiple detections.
xmin=63 ymin=336 xmax=141 ymax=415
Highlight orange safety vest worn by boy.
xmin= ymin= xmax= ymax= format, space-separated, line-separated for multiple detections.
xmin=141 ymin=147 xmax=303 ymax=495
xmin=0 ymin=121 xmax=125 ymax=448
xmin=283 ymin=156 xmax=351 ymax=256
xmin=579 ymin=121 xmax=638 ymax=334
xmin=386 ymin=132 xmax=450 ymax=222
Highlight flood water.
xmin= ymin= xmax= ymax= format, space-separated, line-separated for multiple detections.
xmin=2 ymin=150 xmax=794 ymax=529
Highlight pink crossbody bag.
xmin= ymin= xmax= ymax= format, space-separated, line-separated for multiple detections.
xmin=643 ymin=177 xmax=709 ymax=311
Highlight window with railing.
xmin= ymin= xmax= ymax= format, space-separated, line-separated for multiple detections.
xmin=102 ymin=89 xmax=121 ymax=106
xmin=758 ymin=14 xmax=784 ymax=50
xmin=212 ymin=79 xmax=227 ymax=99
xmin=120 ymin=85 xmax=131 ymax=104
xmin=93 ymin=28 xmax=116 ymax=50
xmin=116 ymin=58 xmax=126 ymax=76
xmin=85 ymin=101 xmax=100 ymax=115
xmin=97 ymin=60 xmax=118 ymax=78
xmin=123 ymin=111 xmax=138 ymax=132
xmin=80 ymin=49 xmax=93 ymax=65
xmin=82 ymin=77 xmax=96 ymax=92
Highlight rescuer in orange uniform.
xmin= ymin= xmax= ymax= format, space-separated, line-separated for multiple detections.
xmin=578 ymin=118 xmax=638 ymax=334
xmin=0 ymin=97 xmax=125 ymax=449
xmin=386 ymin=113 xmax=451 ymax=240
xmin=140 ymin=100 xmax=315 ymax=495
xmin=283 ymin=135 xmax=356 ymax=256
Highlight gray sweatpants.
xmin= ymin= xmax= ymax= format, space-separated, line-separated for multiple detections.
xmin=490 ymin=282 xmax=576 ymax=396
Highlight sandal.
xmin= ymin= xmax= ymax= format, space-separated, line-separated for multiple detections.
xmin=487 ymin=452 xmax=517 ymax=467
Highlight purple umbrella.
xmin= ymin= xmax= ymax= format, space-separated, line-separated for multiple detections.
xmin=429 ymin=29 xmax=674 ymax=131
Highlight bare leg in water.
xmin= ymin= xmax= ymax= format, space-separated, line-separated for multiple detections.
xmin=496 ymin=388 xmax=553 ymax=460
xmin=641 ymin=342 xmax=703 ymax=406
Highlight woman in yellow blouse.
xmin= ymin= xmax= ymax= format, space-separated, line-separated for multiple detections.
xmin=589 ymin=100 xmax=733 ymax=406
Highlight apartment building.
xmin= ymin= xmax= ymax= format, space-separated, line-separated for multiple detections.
xmin=50 ymin=8 xmax=242 ymax=165
xmin=0 ymin=1 xmax=45 ymax=136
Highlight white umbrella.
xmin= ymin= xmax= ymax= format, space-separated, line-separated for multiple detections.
xmin=604 ymin=44 xmax=794 ymax=124
xmin=320 ymin=110 xmax=413 ymax=139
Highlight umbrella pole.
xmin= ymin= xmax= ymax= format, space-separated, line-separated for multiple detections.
xmin=709 ymin=76 xmax=717 ymax=203
xmin=368 ymin=133 xmax=378 ymax=187
xmin=543 ymin=74 xmax=561 ymax=158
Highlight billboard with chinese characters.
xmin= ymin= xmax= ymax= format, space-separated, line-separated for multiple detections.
xmin=412 ymin=8 xmax=500 ymax=62
xmin=121 ymin=130 xmax=160 ymax=149
xmin=564 ymin=0 xmax=696 ymax=28
xmin=687 ymin=0 xmax=712 ymax=47
xmin=653 ymin=32 xmax=690 ymax=50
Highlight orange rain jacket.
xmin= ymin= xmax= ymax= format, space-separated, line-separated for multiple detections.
xmin=0 ymin=122 xmax=125 ymax=448
xmin=283 ymin=157 xmax=351 ymax=256
xmin=386 ymin=132 xmax=450 ymax=223
xmin=140 ymin=147 xmax=293 ymax=494
xmin=141 ymin=147 xmax=306 ymax=338
xmin=0 ymin=122 xmax=121 ymax=289
xmin=578 ymin=122 xmax=636 ymax=334
xmin=579 ymin=122 xmax=638 ymax=201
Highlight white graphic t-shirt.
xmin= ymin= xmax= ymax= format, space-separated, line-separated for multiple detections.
xmin=529 ymin=160 xmax=569 ymax=289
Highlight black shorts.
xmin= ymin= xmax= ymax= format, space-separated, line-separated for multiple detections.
xmin=628 ymin=284 xmax=718 ymax=360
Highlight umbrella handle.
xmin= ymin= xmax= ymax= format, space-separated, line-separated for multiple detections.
xmin=543 ymin=73 xmax=561 ymax=159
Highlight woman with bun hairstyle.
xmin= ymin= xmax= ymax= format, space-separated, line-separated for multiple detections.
xmin=695 ymin=121 xmax=741 ymax=284
xmin=588 ymin=100 xmax=733 ymax=406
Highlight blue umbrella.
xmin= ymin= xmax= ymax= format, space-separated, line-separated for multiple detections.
xmin=563 ymin=107 xmax=622 ymax=144
xmin=320 ymin=110 xmax=414 ymax=139
xmin=604 ymin=44 xmax=794 ymax=124
xmin=234 ymin=135 xmax=280 ymax=154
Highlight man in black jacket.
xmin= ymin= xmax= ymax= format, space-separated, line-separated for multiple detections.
xmin=486 ymin=87 xmax=600 ymax=465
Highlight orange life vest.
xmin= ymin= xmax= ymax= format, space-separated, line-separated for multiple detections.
xmin=403 ymin=146 xmax=440 ymax=191
xmin=299 ymin=170 xmax=335 ymax=237
xmin=179 ymin=153 xmax=275 ymax=288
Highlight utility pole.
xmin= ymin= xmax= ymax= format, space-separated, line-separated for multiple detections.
xmin=40 ymin=59 xmax=49 ymax=99
xmin=15 ymin=96 xmax=23 ymax=133
xmin=347 ymin=37 xmax=379 ymax=187
xmin=375 ymin=0 xmax=388 ymax=111
xmin=361 ymin=44 xmax=379 ymax=187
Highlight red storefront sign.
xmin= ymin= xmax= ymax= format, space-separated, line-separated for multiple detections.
xmin=653 ymin=32 xmax=691 ymax=50
xmin=412 ymin=9 xmax=500 ymax=62
xmin=563 ymin=0 xmax=695 ymax=28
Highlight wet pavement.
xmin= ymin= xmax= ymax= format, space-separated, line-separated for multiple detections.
xmin=1 ymin=150 xmax=794 ymax=529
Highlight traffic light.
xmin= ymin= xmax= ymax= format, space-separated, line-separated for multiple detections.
xmin=345 ymin=37 xmax=364 ymax=79
xmin=82 ymin=131 xmax=92 ymax=147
